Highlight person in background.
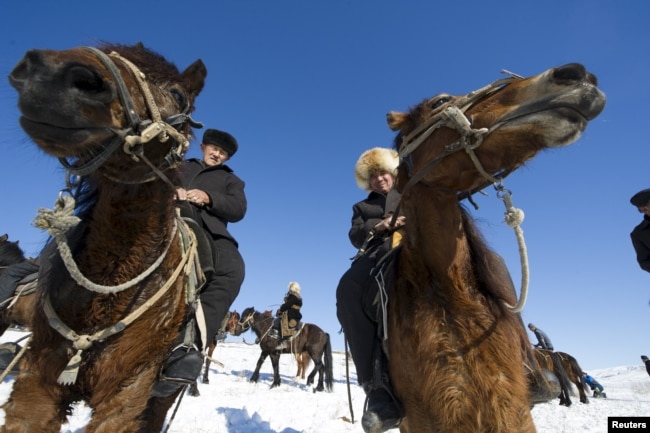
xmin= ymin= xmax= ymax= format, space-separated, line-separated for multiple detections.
xmin=528 ymin=323 xmax=554 ymax=350
xmin=154 ymin=128 xmax=247 ymax=397
xmin=275 ymin=281 xmax=303 ymax=343
xmin=336 ymin=147 xmax=405 ymax=433
xmin=582 ymin=372 xmax=607 ymax=398
xmin=641 ymin=355 xmax=650 ymax=377
xmin=630 ymin=189 xmax=650 ymax=273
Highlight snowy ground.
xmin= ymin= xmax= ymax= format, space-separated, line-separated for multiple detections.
xmin=0 ymin=329 xmax=649 ymax=432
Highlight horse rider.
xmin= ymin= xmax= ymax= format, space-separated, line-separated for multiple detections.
xmin=272 ymin=281 xmax=303 ymax=345
xmin=336 ymin=147 xmax=405 ymax=433
xmin=153 ymin=128 xmax=247 ymax=397
xmin=528 ymin=323 xmax=554 ymax=350
xmin=630 ymin=188 xmax=650 ymax=274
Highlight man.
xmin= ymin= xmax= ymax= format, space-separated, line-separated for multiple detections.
xmin=154 ymin=128 xmax=247 ymax=396
xmin=528 ymin=323 xmax=554 ymax=350
xmin=630 ymin=189 xmax=650 ymax=273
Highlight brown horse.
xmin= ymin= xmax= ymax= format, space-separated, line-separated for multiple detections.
xmin=533 ymin=349 xmax=574 ymax=406
xmin=295 ymin=351 xmax=311 ymax=380
xmin=231 ymin=307 xmax=334 ymax=391
xmin=557 ymin=351 xmax=590 ymax=404
xmin=385 ymin=63 xmax=605 ymax=432
xmin=0 ymin=234 xmax=37 ymax=335
xmin=4 ymin=43 xmax=206 ymax=432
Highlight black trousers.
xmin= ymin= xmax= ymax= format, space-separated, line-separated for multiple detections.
xmin=199 ymin=237 xmax=245 ymax=347
xmin=336 ymin=252 xmax=382 ymax=385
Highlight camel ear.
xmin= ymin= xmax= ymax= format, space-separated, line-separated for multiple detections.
xmin=387 ymin=111 xmax=407 ymax=131
xmin=182 ymin=59 xmax=207 ymax=98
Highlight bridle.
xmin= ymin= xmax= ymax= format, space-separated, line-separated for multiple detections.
xmin=397 ymin=73 xmax=520 ymax=194
xmin=58 ymin=46 xmax=202 ymax=189
xmin=395 ymin=71 xmax=531 ymax=313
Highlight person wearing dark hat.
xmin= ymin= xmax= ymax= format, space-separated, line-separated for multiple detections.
xmin=153 ymin=128 xmax=246 ymax=397
xmin=630 ymin=189 xmax=650 ymax=273
xmin=336 ymin=147 xmax=405 ymax=433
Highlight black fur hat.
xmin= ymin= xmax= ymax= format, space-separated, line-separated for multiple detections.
xmin=630 ymin=189 xmax=650 ymax=207
xmin=202 ymin=128 xmax=238 ymax=156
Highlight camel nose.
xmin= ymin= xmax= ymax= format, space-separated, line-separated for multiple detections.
xmin=552 ymin=63 xmax=598 ymax=86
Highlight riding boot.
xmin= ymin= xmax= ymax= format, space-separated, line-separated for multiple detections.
xmin=151 ymin=319 xmax=203 ymax=398
xmin=361 ymin=347 xmax=403 ymax=433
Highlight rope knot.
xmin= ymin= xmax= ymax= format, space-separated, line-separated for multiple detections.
xmin=72 ymin=334 xmax=93 ymax=350
xmin=504 ymin=207 xmax=525 ymax=227
xmin=32 ymin=195 xmax=80 ymax=236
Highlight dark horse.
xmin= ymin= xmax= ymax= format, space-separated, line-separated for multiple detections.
xmin=557 ymin=351 xmax=590 ymax=404
xmin=231 ymin=307 xmax=333 ymax=392
xmin=4 ymin=43 xmax=207 ymax=432
xmin=0 ymin=234 xmax=37 ymax=334
xmin=533 ymin=349 xmax=575 ymax=406
xmin=384 ymin=64 xmax=605 ymax=431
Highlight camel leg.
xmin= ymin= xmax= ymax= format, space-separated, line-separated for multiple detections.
xmin=1 ymin=372 xmax=68 ymax=433
xmin=83 ymin=367 xmax=164 ymax=433
xmin=250 ymin=352 xmax=268 ymax=383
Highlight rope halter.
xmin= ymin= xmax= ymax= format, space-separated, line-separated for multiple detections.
xmin=57 ymin=46 xmax=202 ymax=186
xmin=396 ymin=71 xmax=530 ymax=312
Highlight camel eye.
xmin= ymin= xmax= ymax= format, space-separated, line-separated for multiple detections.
xmin=170 ymin=88 xmax=187 ymax=110
xmin=429 ymin=96 xmax=451 ymax=110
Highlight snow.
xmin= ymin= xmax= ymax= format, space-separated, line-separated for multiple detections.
xmin=0 ymin=329 xmax=649 ymax=433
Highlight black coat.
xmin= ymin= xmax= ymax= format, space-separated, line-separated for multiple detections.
xmin=279 ymin=292 xmax=303 ymax=323
xmin=178 ymin=159 xmax=247 ymax=246
xmin=631 ymin=215 xmax=650 ymax=273
xmin=348 ymin=189 xmax=401 ymax=253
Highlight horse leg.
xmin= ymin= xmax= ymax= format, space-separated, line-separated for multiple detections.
xmin=202 ymin=340 xmax=217 ymax=384
xmin=1 ymin=373 xmax=69 ymax=432
xmin=250 ymin=352 xmax=268 ymax=383
xmin=305 ymin=351 xmax=321 ymax=389
xmin=188 ymin=380 xmax=200 ymax=397
xmin=270 ymin=352 xmax=282 ymax=388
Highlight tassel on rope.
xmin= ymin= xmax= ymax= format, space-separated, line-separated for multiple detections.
xmin=58 ymin=349 xmax=83 ymax=385
xmin=33 ymin=195 xmax=80 ymax=236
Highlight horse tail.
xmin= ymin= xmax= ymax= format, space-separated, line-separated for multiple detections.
xmin=563 ymin=353 xmax=589 ymax=393
xmin=323 ymin=333 xmax=334 ymax=392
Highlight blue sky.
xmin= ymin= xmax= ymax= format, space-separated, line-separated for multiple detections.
xmin=0 ymin=0 xmax=648 ymax=371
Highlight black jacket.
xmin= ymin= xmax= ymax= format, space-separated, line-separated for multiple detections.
xmin=631 ymin=216 xmax=650 ymax=273
xmin=178 ymin=159 xmax=247 ymax=246
xmin=278 ymin=292 xmax=303 ymax=323
xmin=349 ymin=189 xmax=401 ymax=251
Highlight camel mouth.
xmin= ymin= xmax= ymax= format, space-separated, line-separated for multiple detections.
xmin=19 ymin=117 xmax=113 ymax=157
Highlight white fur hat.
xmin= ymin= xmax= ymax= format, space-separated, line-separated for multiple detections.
xmin=288 ymin=281 xmax=301 ymax=295
xmin=354 ymin=147 xmax=399 ymax=192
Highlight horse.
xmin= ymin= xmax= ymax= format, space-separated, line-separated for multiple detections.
xmin=556 ymin=351 xmax=590 ymax=404
xmin=4 ymin=43 xmax=207 ymax=432
xmin=231 ymin=307 xmax=334 ymax=392
xmin=0 ymin=234 xmax=37 ymax=335
xmin=384 ymin=63 xmax=605 ymax=432
xmin=532 ymin=349 xmax=574 ymax=406
xmin=187 ymin=311 xmax=240 ymax=397
xmin=295 ymin=351 xmax=311 ymax=380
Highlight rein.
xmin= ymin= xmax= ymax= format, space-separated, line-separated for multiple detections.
xmin=396 ymin=72 xmax=530 ymax=313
